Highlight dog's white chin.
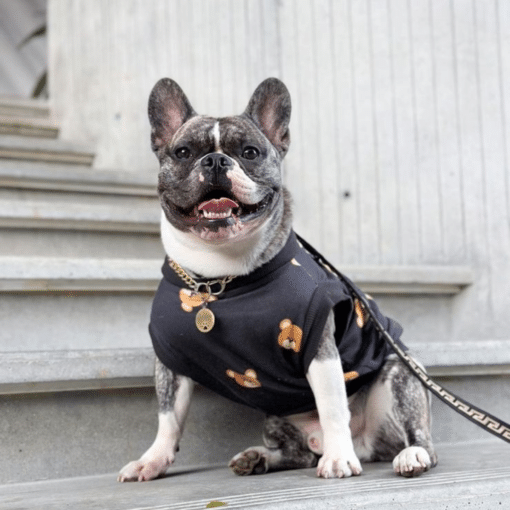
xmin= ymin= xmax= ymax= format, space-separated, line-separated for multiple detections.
xmin=160 ymin=212 xmax=269 ymax=277
xmin=189 ymin=217 xmax=250 ymax=243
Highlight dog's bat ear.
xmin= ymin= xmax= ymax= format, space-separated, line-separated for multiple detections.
xmin=244 ymin=78 xmax=291 ymax=157
xmin=148 ymin=78 xmax=196 ymax=152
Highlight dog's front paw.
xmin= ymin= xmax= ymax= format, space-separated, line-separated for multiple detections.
xmin=229 ymin=448 xmax=269 ymax=476
xmin=317 ymin=449 xmax=362 ymax=479
xmin=117 ymin=455 xmax=173 ymax=482
xmin=393 ymin=446 xmax=432 ymax=478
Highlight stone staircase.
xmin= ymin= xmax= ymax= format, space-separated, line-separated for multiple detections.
xmin=2 ymin=441 xmax=509 ymax=509
xmin=1 ymin=98 xmax=509 ymax=491
xmin=0 ymin=99 xmax=163 ymax=363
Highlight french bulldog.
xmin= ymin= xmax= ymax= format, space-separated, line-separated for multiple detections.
xmin=118 ymin=77 xmax=437 ymax=482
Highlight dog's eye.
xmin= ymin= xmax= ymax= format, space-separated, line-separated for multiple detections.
xmin=175 ymin=147 xmax=191 ymax=160
xmin=242 ymin=147 xmax=260 ymax=160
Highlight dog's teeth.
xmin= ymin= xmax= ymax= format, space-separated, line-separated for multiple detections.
xmin=202 ymin=209 xmax=232 ymax=219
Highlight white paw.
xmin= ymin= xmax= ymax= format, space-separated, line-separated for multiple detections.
xmin=117 ymin=454 xmax=173 ymax=482
xmin=393 ymin=446 xmax=431 ymax=478
xmin=316 ymin=449 xmax=362 ymax=479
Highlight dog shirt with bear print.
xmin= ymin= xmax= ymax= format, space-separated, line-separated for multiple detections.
xmin=149 ymin=231 xmax=405 ymax=417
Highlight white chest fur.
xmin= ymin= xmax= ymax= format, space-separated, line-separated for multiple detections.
xmin=160 ymin=212 xmax=268 ymax=277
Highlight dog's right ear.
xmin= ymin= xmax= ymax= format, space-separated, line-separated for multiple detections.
xmin=148 ymin=78 xmax=196 ymax=152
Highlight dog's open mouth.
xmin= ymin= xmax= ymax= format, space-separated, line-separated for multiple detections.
xmin=197 ymin=196 xmax=240 ymax=220
xmin=170 ymin=189 xmax=273 ymax=227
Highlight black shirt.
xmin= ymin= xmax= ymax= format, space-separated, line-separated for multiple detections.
xmin=150 ymin=232 xmax=404 ymax=416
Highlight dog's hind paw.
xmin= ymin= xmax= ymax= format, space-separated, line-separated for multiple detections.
xmin=393 ymin=446 xmax=432 ymax=478
xmin=229 ymin=448 xmax=269 ymax=476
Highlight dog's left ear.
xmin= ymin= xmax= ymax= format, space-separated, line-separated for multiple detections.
xmin=244 ymin=78 xmax=291 ymax=157
xmin=148 ymin=78 xmax=197 ymax=153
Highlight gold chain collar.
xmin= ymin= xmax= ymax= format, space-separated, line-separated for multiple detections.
xmin=168 ymin=259 xmax=236 ymax=333
xmin=168 ymin=259 xmax=236 ymax=296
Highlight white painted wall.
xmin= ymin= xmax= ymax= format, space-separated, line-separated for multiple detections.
xmin=48 ymin=0 xmax=510 ymax=343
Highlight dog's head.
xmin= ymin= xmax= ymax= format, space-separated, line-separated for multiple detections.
xmin=148 ymin=78 xmax=291 ymax=243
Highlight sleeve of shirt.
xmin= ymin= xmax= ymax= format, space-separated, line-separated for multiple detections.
xmin=300 ymin=283 xmax=353 ymax=376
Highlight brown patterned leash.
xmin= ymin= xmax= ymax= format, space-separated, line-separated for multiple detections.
xmin=296 ymin=233 xmax=510 ymax=444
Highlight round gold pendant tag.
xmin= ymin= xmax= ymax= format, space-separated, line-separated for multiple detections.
xmin=196 ymin=308 xmax=215 ymax=333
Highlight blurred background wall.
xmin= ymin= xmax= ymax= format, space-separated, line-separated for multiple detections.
xmin=47 ymin=0 xmax=510 ymax=340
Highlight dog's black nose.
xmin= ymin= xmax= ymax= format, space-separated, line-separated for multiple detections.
xmin=201 ymin=153 xmax=232 ymax=170
xmin=201 ymin=153 xmax=233 ymax=186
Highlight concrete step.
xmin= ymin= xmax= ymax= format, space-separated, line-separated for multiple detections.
xmin=0 ymin=161 xmax=162 ymax=258
xmin=0 ymin=135 xmax=95 ymax=165
xmin=1 ymin=365 xmax=508 ymax=483
xmin=0 ymin=115 xmax=59 ymax=138
xmin=0 ymin=255 xmax=472 ymax=295
xmin=0 ymin=256 xmax=475 ymax=350
xmin=0 ymin=196 xmax=161 ymax=257
xmin=0 ymin=196 xmax=160 ymax=233
xmin=0 ymin=349 xmax=155 ymax=394
xmin=0 ymin=225 xmax=163 ymax=259
xmin=0 ymin=261 xmax=157 ymax=351
xmin=1 ymin=340 xmax=509 ymax=393
xmin=0 ymin=257 xmax=161 ymax=292
xmin=0 ymin=441 xmax=508 ymax=509
xmin=0 ymin=159 xmax=157 ymax=195
xmin=0 ymin=98 xmax=51 ymax=119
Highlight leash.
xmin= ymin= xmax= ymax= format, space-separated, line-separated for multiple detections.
xmin=295 ymin=233 xmax=510 ymax=444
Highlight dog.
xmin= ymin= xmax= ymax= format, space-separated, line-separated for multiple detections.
xmin=118 ymin=77 xmax=437 ymax=482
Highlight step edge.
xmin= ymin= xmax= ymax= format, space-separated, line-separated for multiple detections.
xmin=0 ymin=134 xmax=95 ymax=153
xmin=411 ymin=340 xmax=510 ymax=371
xmin=339 ymin=265 xmax=474 ymax=285
xmin=0 ymin=115 xmax=58 ymax=127
xmin=0 ymin=199 xmax=161 ymax=233
xmin=1 ymin=342 xmax=509 ymax=393
xmin=0 ymin=98 xmax=50 ymax=118
xmin=0 ymin=439 xmax=503 ymax=486
xmin=0 ymin=257 xmax=473 ymax=295
xmin=0 ymin=177 xmax=157 ymax=196
xmin=0 ymin=257 xmax=163 ymax=280
xmin=0 ymin=121 xmax=59 ymax=139
xmin=0 ymin=164 xmax=157 ymax=195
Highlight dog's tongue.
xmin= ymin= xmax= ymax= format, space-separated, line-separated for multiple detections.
xmin=198 ymin=198 xmax=238 ymax=214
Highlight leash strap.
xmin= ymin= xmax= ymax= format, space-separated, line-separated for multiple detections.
xmin=296 ymin=233 xmax=510 ymax=444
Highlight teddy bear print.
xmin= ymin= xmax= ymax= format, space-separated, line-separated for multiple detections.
xmin=344 ymin=371 xmax=359 ymax=382
xmin=226 ymin=369 xmax=261 ymax=388
xmin=354 ymin=298 xmax=370 ymax=328
xmin=179 ymin=288 xmax=217 ymax=312
xmin=278 ymin=319 xmax=303 ymax=353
